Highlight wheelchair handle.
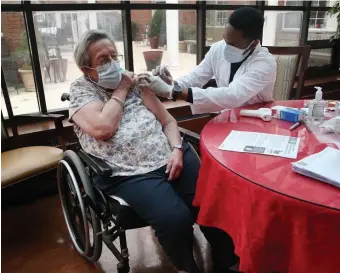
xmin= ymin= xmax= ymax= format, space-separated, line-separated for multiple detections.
xmin=61 ymin=93 xmax=70 ymax=102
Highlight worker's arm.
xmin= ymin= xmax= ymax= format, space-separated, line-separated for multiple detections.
xmin=151 ymin=42 xmax=216 ymax=89
xmin=188 ymin=56 xmax=277 ymax=114
xmin=138 ymin=56 xmax=276 ymax=114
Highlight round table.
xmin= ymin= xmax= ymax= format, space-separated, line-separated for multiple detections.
xmin=193 ymin=100 xmax=340 ymax=273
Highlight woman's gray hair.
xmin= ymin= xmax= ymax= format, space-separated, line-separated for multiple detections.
xmin=73 ymin=29 xmax=117 ymax=68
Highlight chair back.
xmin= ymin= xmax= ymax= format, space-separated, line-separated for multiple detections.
xmin=266 ymin=46 xmax=311 ymax=100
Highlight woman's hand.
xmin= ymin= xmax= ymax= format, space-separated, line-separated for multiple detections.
xmin=117 ymin=72 xmax=136 ymax=90
xmin=166 ymin=148 xmax=183 ymax=181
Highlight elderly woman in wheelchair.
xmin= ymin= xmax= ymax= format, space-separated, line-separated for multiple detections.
xmin=58 ymin=29 xmax=239 ymax=273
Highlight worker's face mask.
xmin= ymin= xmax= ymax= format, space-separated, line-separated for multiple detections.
xmin=224 ymin=42 xmax=254 ymax=63
xmin=86 ymin=59 xmax=124 ymax=89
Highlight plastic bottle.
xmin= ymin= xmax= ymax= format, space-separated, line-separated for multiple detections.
xmin=308 ymin=86 xmax=325 ymax=121
xmin=336 ymin=101 xmax=340 ymax=116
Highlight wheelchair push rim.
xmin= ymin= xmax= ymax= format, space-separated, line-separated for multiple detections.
xmin=58 ymin=159 xmax=91 ymax=256
xmin=57 ymin=150 xmax=103 ymax=263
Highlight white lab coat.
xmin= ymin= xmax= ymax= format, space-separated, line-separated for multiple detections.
xmin=176 ymin=40 xmax=277 ymax=115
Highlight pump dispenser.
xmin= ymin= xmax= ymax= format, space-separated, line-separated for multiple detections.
xmin=308 ymin=86 xmax=325 ymax=121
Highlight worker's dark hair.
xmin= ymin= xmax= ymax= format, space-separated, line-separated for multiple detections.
xmin=228 ymin=7 xmax=264 ymax=41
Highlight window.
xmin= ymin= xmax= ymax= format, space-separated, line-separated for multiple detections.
xmin=309 ymin=10 xmax=327 ymax=29
xmin=216 ymin=10 xmax=229 ymax=27
xmin=282 ymin=1 xmax=303 ymax=29
xmin=283 ymin=11 xmax=303 ymax=29
xmin=1 ymin=0 xmax=338 ymax=120
xmin=308 ymin=1 xmax=337 ymax=40
xmin=206 ymin=10 xmax=233 ymax=44
xmin=206 ymin=10 xmax=230 ymax=28
xmin=33 ymin=10 xmax=124 ymax=111
xmin=206 ymin=10 xmax=230 ymax=27
xmin=266 ymin=0 xmax=303 ymax=5
xmin=1 ymin=12 xmax=39 ymax=117
xmin=264 ymin=11 xmax=303 ymax=46
xmin=209 ymin=0 xmax=255 ymax=5
xmin=310 ymin=1 xmax=327 ymax=28
xmin=132 ymin=10 xmax=197 ymax=80
xmin=282 ymin=1 xmax=330 ymax=30
xmin=206 ymin=0 xmax=254 ymax=27
xmin=311 ymin=0 xmax=335 ymax=7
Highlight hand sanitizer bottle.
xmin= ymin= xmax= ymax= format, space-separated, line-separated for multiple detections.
xmin=308 ymin=86 xmax=325 ymax=122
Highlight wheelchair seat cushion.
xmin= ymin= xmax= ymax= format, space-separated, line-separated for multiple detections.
xmin=1 ymin=146 xmax=63 ymax=188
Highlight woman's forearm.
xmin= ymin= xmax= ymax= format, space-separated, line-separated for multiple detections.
xmin=98 ymin=88 xmax=128 ymax=128
xmin=163 ymin=120 xmax=182 ymax=148
xmin=92 ymin=88 xmax=128 ymax=139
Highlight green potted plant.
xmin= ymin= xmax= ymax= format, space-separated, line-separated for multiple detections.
xmin=143 ymin=10 xmax=165 ymax=71
xmin=148 ymin=10 xmax=164 ymax=49
xmin=15 ymin=32 xmax=35 ymax=92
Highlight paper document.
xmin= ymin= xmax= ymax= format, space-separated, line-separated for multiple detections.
xmin=218 ymin=130 xmax=300 ymax=159
xmin=292 ymin=147 xmax=340 ymax=187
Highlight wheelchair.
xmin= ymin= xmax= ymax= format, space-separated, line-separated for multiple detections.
xmin=58 ymin=93 xmax=200 ymax=272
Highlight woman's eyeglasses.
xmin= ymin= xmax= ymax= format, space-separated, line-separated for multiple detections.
xmin=115 ymin=54 xmax=124 ymax=62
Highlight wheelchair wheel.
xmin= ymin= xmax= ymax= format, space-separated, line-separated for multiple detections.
xmin=57 ymin=150 xmax=103 ymax=262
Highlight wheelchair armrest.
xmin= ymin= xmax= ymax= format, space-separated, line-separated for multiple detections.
xmin=78 ymin=150 xmax=112 ymax=176
xmin=179 ymin=127 xmax=200 ymax=147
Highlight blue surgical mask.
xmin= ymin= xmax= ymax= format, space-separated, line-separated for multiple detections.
xmin=224 ymin=42 xmax=253 ymax=63
xmin=87 ymin=60 xmax=123 ymax=89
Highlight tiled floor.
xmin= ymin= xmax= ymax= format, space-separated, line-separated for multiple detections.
xmin=1 ymin=195 xmax=212 ymax=273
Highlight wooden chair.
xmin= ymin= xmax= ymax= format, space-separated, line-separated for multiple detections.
xmin=266 ymin=46 xmax=311 ymax=100
xmin=1 ymin=112 xmax=65 ymax=189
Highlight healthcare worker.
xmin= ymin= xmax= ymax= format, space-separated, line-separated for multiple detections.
xmin=138 ymin=7 xmax=277 ymax=115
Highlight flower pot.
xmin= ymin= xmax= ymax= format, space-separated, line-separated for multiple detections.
xmin=149 ymin=37 xmax=160 ymax=49
xmin=179 ymin=41 xmax=187 ymax=53
xmin=143 ymin=50 xmax=163 ymax=71
xmin=18 ymin=69 xmax=35 ymax=92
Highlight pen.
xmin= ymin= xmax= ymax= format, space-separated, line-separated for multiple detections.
xmin=289 ymin=122 xmax=301 ymax=131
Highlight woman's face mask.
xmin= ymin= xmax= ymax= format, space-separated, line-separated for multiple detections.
xmin=86 ymin=59 xmax=124 ymax=89
xmin=224 ymin=42 xmax=254 ymax=63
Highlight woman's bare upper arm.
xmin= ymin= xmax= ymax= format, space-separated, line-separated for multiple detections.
xmin=141 ymin=88 xmax=175 ymax=126
xmin=72 ymin=100 xmax=105 ymax=132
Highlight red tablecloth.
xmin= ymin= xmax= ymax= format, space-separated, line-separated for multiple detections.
xmin=193 ymin=101 xmax=340 ymax=273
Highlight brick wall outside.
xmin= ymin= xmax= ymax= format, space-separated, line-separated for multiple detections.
xmin=131 ymin=9 xmax=197 ymax=36
xmin=131 ymin=10 xmax=152 ymax=36
xmin=179 ymin=10 xmax=196 ymax=25
xmin=1 ymin=12 xmax=26 ymax=53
